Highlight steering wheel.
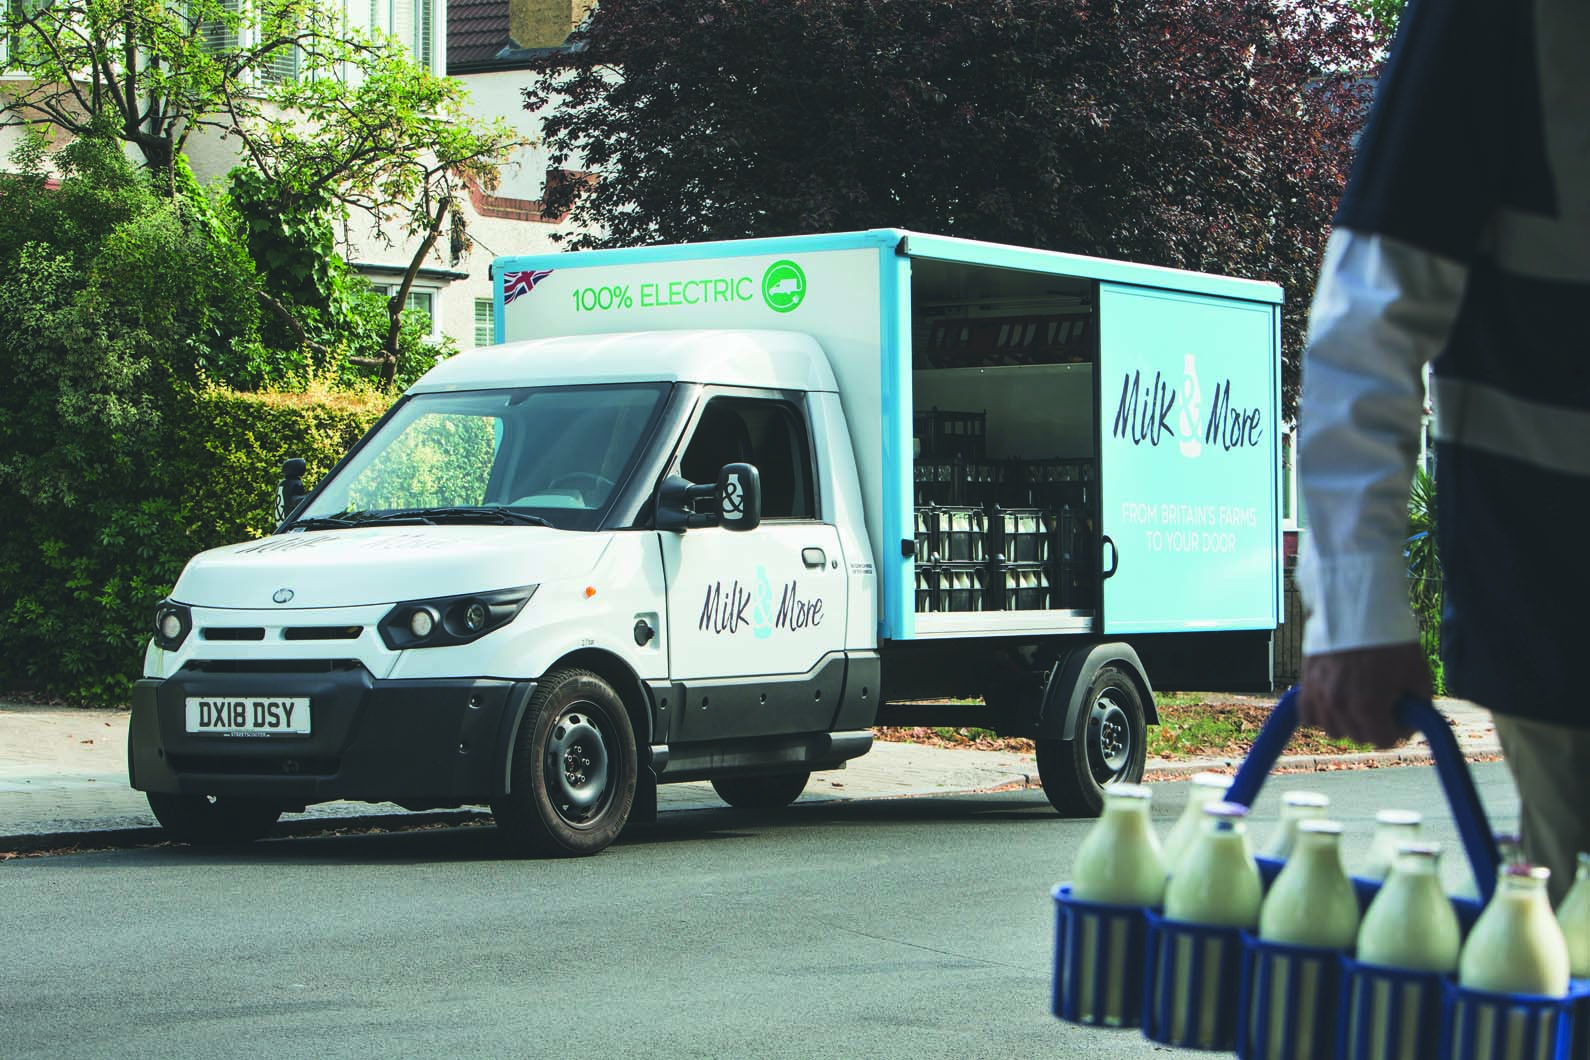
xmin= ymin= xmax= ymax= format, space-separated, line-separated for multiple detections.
xmin=547 ymin=472 xmax=615 ymax=495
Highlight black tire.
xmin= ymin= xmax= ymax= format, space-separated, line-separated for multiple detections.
xmin=491 ymin=668 xmax=637 ymax=857
xmin=146 ymin=793 xmax=282 ymax=846
xmin=710 ymin=772 xmax=811 ymax=809
xmin=1035 ymin=664 xmax=1148 ymax=817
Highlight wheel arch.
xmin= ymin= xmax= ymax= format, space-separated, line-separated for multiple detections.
xmin=1038 ymin=641 xmax=1157 ymax=742
xmin=495 ymin=648 xmax=654 ymax=799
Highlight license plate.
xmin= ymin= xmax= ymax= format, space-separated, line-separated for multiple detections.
xmin=185 ymin=697 xmax=312 ymax=736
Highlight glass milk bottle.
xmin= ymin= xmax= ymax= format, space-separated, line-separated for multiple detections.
xmin=1359 ymin=809 xmax=1422 ymax=881
xmin=1162 ymin=771 xmax=1230 ymax=878
xmin=1459 ymin=864 xmax=1571 ymax=997
xmin=1557 ymin=851 xmax=1590 ymax=979
xmin=1164 ymin=802 xmax=1263 ymax=1048
xmin=1070 ymin=783 xmax=1166 ymax=906
xmin=1355 ymin=843 xmax=1462 ymax=1060
xmin=1256 ymin=819 xmax=1360 ymax=1060
xmin=1358 ymin=843 xmax=1461 ymax=973
xmin=1263 ymin=790 xmax=1329 ymax=860
xmin=1066 ymin=784 xmax=1165 ymax=1027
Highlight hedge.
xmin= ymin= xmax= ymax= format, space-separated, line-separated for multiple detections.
xmin=0 ymin=381 xmax=390 ymax=706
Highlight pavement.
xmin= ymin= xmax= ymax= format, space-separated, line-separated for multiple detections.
xmin=0 ymin=696 xmax=1504 ymax=852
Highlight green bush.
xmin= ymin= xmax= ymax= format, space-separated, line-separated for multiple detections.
xmin=0 ymin=139 xmax=401 ymax=705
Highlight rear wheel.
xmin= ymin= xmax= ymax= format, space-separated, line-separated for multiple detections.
xmin=492 ymin=668 xmax=637 ymax=857
xmin=146 ymin=793 xmax=282 ymax=845
xmin=1035 ymin=664 xmax=1147 ymax=817
xmin=711 ymin=771 xmax=811 ymax=809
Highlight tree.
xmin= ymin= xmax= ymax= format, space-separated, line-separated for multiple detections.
xmin=2 ymin=0 xmax=526 ymax=383
xmin=526 ymin=0 xmax=1380 ymax=419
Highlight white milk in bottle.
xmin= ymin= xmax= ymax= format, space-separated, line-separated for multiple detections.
xmin=1556 ymin=851 xmax=1590 ymax=979
xmin=1066 ymin=783 xmax=1165 ymax=1025
xmin=1263 ymin=790 xmax=1329 ymax=860
xmin=1460 ymin=864 xmax=1570 ymax=996
xmin=1358 ymin=809 xmax=1422 ymax=881
xmin=1255 ymin=819 xmax=1360 ymax=1060
xmin=1457 ymin=865 xmax=1570 ymax=1060
xmin=1163 ymin=802 xmax=1263 ymax=1048
xmin=1162 ymin=771 xmax=1229 ymax=878
xmin=1354 ymin=842 xmax=1461 ymax=1060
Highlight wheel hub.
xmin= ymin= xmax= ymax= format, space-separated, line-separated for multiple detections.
xmin=1089 ymin=695 xmax=1133 ymax=777
xmin=546 ymin=711 xmax=609 ymax=815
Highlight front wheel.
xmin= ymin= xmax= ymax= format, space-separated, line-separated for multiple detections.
xmin=1035 ymin=664 xmax=1148 ymax=817
xmin=146 ymin=793 xmax=282 ymax=845
xmin=711 ymin=772 xmax=811 ymax=809
xmin=492 ymin=668 xmax=637 ymax=857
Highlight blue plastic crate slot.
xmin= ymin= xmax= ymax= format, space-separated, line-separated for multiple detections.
xmin=1237 ymin=935 xmax=1347 ymax=1060
xmin=1442 ymin=979 xmax=1580 ymax=1060
xmin=1143 ymin=910 xmax=1247 ymax=1051
xmin=1341 ymin=960 xmax=1448 ymax=1060
xmin=1050 ymin=886 xmax=1150 ymax=1028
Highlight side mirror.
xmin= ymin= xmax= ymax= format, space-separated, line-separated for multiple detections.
xmin=655 ymin=462 xmax=762 ymax=532
xmin=717 ymin=462 xmax=760 ymax=532
xmin=276 ymin=457 xmax=308 ymax=528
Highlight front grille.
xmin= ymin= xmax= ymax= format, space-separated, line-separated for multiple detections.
xmin=283 ymin=626 xmax=363 ymax=641
xmin=201 ymin=628 xmax=266 ymax=641
xmin=168 ymin=754 xmax=340 ymax=777
xmin=182 ymin=658 xmax=365 ymax=674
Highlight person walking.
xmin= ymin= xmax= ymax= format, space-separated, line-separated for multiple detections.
xmin=1295 ymin=0 xmax=1590 ymax=904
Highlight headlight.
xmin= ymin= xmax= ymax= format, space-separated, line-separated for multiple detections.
xmin=153 ymin=601 xmax=192 ymax=651
xmin=378 ymin=585 xmax=537 ymax=650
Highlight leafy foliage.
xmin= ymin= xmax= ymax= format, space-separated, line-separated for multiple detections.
xmin=528 ymin=0 xmax=1380 ymax=419
xmin=0 ymin=139 xmax=396 ymax=704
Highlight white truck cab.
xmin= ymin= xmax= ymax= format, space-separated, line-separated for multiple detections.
xmin=130 ymin=230 xmax=1284 ymax=855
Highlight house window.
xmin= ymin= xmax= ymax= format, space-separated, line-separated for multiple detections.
xmin=474 ymin=299 xmax=494 ymax=347
xmin=199 ymin=0 xmax=301 ymax=84
xmin=369 ymin=0 xmax=436 ymax=72
xmin=373 ymin=283 xmax=439 ymax=339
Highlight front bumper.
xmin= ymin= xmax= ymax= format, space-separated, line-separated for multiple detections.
xmin=128 ymin=666 xmax=534 ymax=807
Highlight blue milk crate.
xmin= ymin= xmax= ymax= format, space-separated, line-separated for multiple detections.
xmin=1223 ymin=690 xmax=1505 ymax=1060
xmin=1050 ymin=885 xmax=1151 ymax=1028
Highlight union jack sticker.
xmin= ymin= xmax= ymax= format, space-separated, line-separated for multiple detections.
xmin=502 ymin=268 xmax=554 ymax=303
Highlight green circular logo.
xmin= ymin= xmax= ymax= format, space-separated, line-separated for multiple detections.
xmin=760 ymin=260 xmax=807 ymax=313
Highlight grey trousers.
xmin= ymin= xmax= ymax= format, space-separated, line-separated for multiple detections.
xmin=1491 ymin=712 xmax=1590 ymax=907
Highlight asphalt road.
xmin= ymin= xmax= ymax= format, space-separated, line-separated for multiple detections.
xmin=0 ymin=762 xmax=1520 ymax=1060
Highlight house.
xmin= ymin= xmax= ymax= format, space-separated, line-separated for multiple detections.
xmin=1 ymin=0 xmax=594 ymax=354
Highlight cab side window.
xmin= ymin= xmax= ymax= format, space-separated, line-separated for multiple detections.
xmin=679 ymin=397 xmax=815 ymax=520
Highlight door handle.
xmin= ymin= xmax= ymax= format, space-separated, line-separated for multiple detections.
xmin=801 ymin=547 xmax=827 ymax=569
xmin=1101 ymin=535 xmax=1118 ymax=579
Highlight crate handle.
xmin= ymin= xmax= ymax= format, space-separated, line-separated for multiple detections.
xmin=1224 ymin=687 xmax=1499 ymax=903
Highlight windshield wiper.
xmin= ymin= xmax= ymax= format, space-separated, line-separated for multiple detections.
xmin=423 ymin=506 xmax=553 ymax=527
xmin=344 ymin=506 xmax=552 ymax=528
xmin=284 ymin=515 xmax=358 ymax=531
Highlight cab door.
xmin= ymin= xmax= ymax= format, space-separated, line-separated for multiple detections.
xmin=660 ymin=392 xmax=848 ymax=740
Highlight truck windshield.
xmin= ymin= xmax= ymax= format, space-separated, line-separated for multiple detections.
xmin=296 ymin=382 xmax=670 ymax=531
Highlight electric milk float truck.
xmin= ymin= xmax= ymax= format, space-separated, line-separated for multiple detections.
xmin=129 ymin=229 xmax=1284 ymax=855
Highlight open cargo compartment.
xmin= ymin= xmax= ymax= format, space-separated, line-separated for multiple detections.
xmin=908 ymin=256 xmax=1099 ymax=635
xmin=896 ymin=238 xmax=1281 ymax=648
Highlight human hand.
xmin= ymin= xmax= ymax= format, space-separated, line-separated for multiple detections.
xmin=1298 ymin=643 xmax=1431 ymax=749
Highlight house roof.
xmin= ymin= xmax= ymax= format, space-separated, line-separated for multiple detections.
xmin=447 ymin=0 xmax=512 ymax=73
xmin=448 ymin=0 xmax=573 ymax=74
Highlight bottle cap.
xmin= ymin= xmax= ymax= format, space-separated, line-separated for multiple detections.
xmin=1202 ymin=801 xmax=1249 ymax=819
xmin=1395 ymin=840 xmax=1442 ymax=859
xmin=1297 ymin=818 xmax=1344 ymax=835
xmin=1105 ymin=783 xmax=1153 ymax=801
xmin=1280 ymin=790 xmax=1329 ymax=808
xmin=1501 ymin=863 xmax=1551 ymax=883
xmin=1189 ymin=771 xmax=1230 ymax=790
xmin=1374 ymin=809 xmax=1422 ymax=827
